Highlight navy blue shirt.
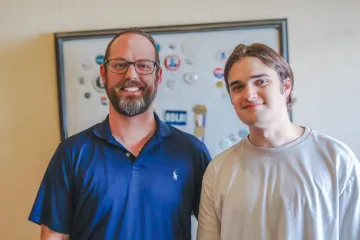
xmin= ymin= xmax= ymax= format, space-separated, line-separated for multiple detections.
xmin=29 ymin=113 xmax=211 ymax=240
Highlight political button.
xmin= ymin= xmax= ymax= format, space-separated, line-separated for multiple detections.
xmin=229 ymin=133 xmax=240 ymax=142
xmin=219 ymin=139 xmax=231 ymax=150
xmin=183 ymin=72 xmax=199 ymax=84
xmin=92 ymin=76 xmax=105 ymax=93
xmin=100 ymin=96 xmax=108 ymax=106
xmin=181 ymin=38 xmax=198 ymax=57
xmin=78 ymin=76 xmax=85 ymax=85
xmin=216 ymin=50 xmax=228 ymax=62
xmin=95 ymin=55 xmax=105 ymax=65
xmin=169 ymin=43 xmax=176 ymax=50
xmin=166 ymin=79 xmax=177 ymax=89
xmin=84 ymin=92 xmax=91 ymax=99
xmin=184 ymin=58 xmax=194 ymax=65
xmin=164 ymin=55 xmax=181 ymax=71
xmin=216 ymin=80 xmax=224 ymax=88
xmin=81 ymin=59 xmax=93 ymax=70
xmin=213 ymin=67 xmax=224 ymax=79
xmin=155 ymin=43 xmax=161 ymax=52
xmin=238 ymin=128 xmax=249 ymax=138
xmin=96 ymin=77 xmax=104 ymax=88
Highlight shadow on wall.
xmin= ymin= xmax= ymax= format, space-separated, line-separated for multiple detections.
xmin=0 ymin=33 xmax=61 ymax=239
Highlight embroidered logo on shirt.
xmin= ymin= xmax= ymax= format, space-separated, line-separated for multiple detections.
xmin=173 ymin=170 xmax=178 ymax=181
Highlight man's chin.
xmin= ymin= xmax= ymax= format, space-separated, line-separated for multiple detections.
xmin=116 ymin=107 xmax=149 ymax=117
xmin=118 ymin=94 xmax=143 ymax=101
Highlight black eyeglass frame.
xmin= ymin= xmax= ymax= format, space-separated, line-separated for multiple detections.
xmin=104 ymin=59 xmax=160 ymax=75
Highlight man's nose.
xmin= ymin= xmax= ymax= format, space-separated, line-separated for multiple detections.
xmin=245 ymin=85 xmax=258 ymax=101
xmin=124 ymin=63 xmax=138 ymax=80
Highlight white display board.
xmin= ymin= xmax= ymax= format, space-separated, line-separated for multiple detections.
xmin=56 ymin=19 xmax=289 ymax=157
xmin=55 ymin=19 xmax=289 ymax=240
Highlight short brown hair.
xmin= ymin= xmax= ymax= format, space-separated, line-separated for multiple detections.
xmin=104 ymin=27 xmax=160 ymax=72
xmin=224 ymin=43 xmax=295 ymax=111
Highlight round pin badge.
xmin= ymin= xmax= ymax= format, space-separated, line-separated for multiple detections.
xmin=100 ymin=96 xmax=108 ymax=106
xmin=166 ymin=79 xmax=177 ymax=89
xmin=169 ymin=43 xmax=176 ymax=50
xmin=164 ymin=55 xmax=181 ymax=71
xmin=181 ymin=38 xmax=198 ymax=57
xmin=155 ymin=43 xmax=161 ymax=52
xmin=184 ymin=58 xmax=194 ymax=65
xmin=78 ymin=76 xmax=85 ymax=85
xmin=216 ymin=80 xmax=224 ymax=88
xmin=95 ymin=55 xmax=105 ymax=65
xmin=84 ymin=92 xmax=91 ymax=99
xmin=219 ymin=139 xmax=232 ymax=150
xmin=238 ymin=128 xmax=249 ymax=138
xmin=213 ymin=67 xmax=224 ymax=79
xmin=183 ymin=72 xmax=199 ymax=84
xmin=92 ymin=76 xmax=105 ymax=93
xmin=81 ymin=59 xmax=93 ymax=71
xmin=216 ymin=50 xmax=228 ymax=62
xmin=229 ymin=133 xmax=240 ymax=142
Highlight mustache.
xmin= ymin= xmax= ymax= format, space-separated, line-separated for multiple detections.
xmin=118 ymin=80 xmax=145 ymax=89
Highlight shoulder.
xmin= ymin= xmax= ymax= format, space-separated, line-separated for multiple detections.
xmin=307 ymin=128 xmax=357 ymax=166
xmin=49 ymin=124 xmax=102 ymax=170
xmin=203 ymin=142 xmax=240 ymax=180
xmin=166 ymin=124 xmax=209 ymax=153
xmin=309 ymin=129 xmax=354 ymax=154
xmin=308 ymin=128 xmax=359 ymax=192
xmin=58 ymin=123 xmax=101 ymax=153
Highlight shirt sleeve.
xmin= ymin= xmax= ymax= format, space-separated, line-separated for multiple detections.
xmin=192 ymin=143 xmax=212 ymax=219
xmin=196 ymin=161 xmax=221 ymax=240
xmin=28 ymin=143 xmax=74 ymax=234
xmin=339 ymin=152 xmax=360 ymax=240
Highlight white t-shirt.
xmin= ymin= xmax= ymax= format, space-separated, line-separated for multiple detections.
xmin=197 ymin=127 xmax=360 ymax=240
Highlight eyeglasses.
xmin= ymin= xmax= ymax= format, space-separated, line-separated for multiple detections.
xmin=104 ymin=59 xmax=159 ymax=75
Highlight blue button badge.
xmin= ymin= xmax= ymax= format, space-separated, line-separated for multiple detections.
xmin=95 ymin=55 xmax=105 ymax=65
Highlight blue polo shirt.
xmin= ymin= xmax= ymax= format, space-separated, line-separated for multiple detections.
xmin=29 ymin=113 xmax=211 ymax=240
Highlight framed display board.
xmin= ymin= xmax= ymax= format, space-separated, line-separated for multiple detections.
xmin=55 ymin=18 xmax=289 ymax=157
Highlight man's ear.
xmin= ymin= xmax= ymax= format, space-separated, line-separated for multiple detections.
xmin=100 ymin=64 xmax=106 ymax=85
xmin=283 ymin=78 xmax=292 ymax=97
xmin=157 ymin=67 xmax=163 ymax=84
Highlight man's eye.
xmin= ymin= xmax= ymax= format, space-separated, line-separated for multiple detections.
xmin=113 ymin=62 xmax=128 ymax=68
xmin=137 ymin=61 xmax=153 ymax=70
xmin=256 ymin=79 xmax=268 ymax=86
xmin=231 ymin=85 xmax=244 ymax=91
xmin=139 ymin=64 xmax=151 ymax=69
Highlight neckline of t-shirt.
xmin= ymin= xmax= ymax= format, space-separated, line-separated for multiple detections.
xmin=239 ymin=126 xmax=312 ymax=155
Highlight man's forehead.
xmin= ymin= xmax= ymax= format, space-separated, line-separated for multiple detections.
xmin=230 ymin=58 xmax=276 ymax=80
xmin=112 ymin=34 xmax=154 ymax=50
xmin=108 ymin=33 xmax=155 ymax=59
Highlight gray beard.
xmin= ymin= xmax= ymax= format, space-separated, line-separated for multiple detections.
xmin=105 ymin=79 xmax=158 ymax=117
xmin=116 ymin=94 xmax=149 ymax=117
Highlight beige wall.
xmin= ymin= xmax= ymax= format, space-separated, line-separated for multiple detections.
xmin=1 ymin=0 xmax=359 ymax=239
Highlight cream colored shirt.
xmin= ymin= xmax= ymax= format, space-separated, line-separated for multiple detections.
xmin=197 ymin=127 xmax=360 ymax=240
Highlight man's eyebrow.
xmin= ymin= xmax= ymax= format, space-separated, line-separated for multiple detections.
xmin=110 ymin=57 xmax=127 ymax=61
xmin=249 ymin=73 xmax=270 ymax=79
xmin=229 ymin=80 xmax=243 ymax=88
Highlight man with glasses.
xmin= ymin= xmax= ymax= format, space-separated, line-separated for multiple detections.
xmin=29 ymin=27 xmax=212 ymax=240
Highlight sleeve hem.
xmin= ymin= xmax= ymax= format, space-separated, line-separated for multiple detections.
xmin=28 ymin=213 xmax=70 ymax=235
